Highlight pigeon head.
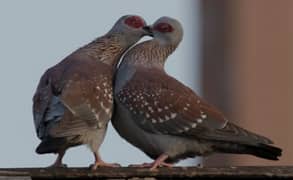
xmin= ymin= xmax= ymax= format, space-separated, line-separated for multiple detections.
xmin=109 ymin=15 xmax=152 ymax=46
xmin=116 ymin=17 xmax=183 ymax=68
xmin=148 ymin=16 xmax=183 ymax=47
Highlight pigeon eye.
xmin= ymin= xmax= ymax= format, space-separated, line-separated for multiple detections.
xmin=124 ymin=16 xmax=145 ymax=28
xmin=154 ymin=23 xmax=173 ymax=33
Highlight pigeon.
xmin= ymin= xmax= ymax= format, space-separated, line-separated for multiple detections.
xmin=33 ymin=15 xmax=151 ymax=169
xmin=112 ymin=16 xmax=282 ymax=170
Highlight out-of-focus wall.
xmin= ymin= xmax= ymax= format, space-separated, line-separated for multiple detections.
xmin=201 ymin=0 xmax=293 ymax=166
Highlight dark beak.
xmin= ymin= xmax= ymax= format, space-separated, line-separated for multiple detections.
xmin=143 ymin=26 xmax=153 ymax=37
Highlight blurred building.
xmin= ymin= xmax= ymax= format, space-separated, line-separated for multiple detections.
xmin=201 ymin=0 xmax=293 ymax=166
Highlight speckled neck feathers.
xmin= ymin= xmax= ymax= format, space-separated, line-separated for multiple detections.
xmin=121 ymin=40 xmax=177 ymax=69
xmin=76 ymin=33 xmax=126 ymax=68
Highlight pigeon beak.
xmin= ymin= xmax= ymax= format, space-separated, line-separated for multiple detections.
xmin=143 ymin=26 xmax=153 ymax=37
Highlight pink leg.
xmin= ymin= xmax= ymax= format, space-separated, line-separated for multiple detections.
xmin=49 ymin=150 xmax=67 ymax=168
xmin=91 ymin=152 xmax=121 ymax=170
xmin=129 ymin=154 xmax=173 ymax=171
xmin=150 ymin=154 xmax=172 ymax=170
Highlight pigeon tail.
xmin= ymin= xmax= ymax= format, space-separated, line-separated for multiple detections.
xmin=212 ymin=141 xmax=282 ymax=160
xmin=36 ymin=137 xmax=72 ymax=154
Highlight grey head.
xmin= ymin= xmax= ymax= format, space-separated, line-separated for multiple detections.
xmin=149 ymin=16 xmax=183 ymax=47
xmin=118 ymin=16 xmax=183 ymax=68
xmin=108 ymin=15 xmax=152 ymax=47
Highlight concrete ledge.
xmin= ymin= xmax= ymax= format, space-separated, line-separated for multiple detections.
xmin=0 ymin=166 xmax=293 ymax=179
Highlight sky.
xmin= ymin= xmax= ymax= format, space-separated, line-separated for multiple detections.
xmin=0 ymin=0 xmax=201 ymax=168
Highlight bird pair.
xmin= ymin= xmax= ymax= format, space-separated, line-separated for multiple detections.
xmin=33 ymin=15 xmax=282 ymax=170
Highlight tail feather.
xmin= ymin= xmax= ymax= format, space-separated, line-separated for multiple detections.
xmin=246 ymin=143 xmax=282 ymax=160
xmin=36 ymin=137 xmax=68 ymax=154
xmin=212 ymin=142 xmax=282 ymax=160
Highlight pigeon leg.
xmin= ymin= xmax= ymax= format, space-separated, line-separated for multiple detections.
xmin=149 ymin=154 xmax=173 ymax=170
xmin=90 ymin=152 xmax=120 ymax=170
xmin=129 ymin=154 xmax=173 ymax=170
xmin=49 ymin=150 xmax=67 ymax=168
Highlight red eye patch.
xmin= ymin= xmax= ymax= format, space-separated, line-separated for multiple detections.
xmin=124 ymin=16 xmax=145 ymax=28
xmin=154 ymin=22 xmax=174 ymax=33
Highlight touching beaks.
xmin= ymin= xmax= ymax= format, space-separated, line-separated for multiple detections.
xmin=143 ymin=26 xmax=154 ymax=37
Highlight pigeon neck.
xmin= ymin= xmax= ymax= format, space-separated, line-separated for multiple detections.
xmin=77 ymin=34 xmax=126 ymax=69
xmin=123 ymin=40 xmax=177 ymax=69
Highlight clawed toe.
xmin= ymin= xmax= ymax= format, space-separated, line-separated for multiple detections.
xmin=129 ymin=161 xmax=173 ymax=170
xmin=90 ymin=162 xmax=121 ymax=170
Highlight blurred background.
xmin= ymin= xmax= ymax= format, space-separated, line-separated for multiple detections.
xmin=202 ymin=0 xmax=293 ymax=166
xmin=0 ymin=0 xmax=292 ymax=167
